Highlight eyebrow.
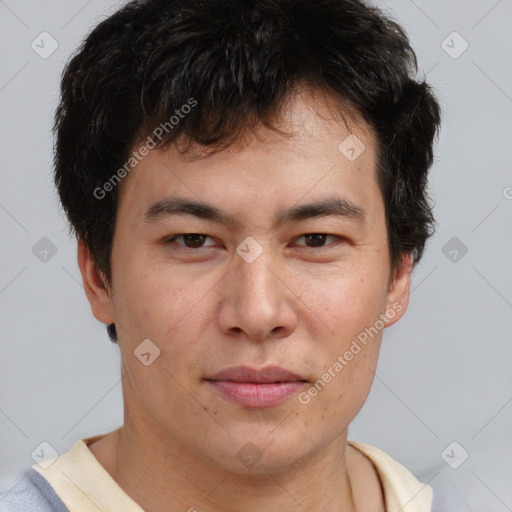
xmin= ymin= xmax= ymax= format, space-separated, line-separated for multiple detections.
xmin=144 ymin=196 xmax=366 ymax=228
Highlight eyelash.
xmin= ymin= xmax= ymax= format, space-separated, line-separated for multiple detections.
xmin=164 ymin=233 xmax=343 ymax=250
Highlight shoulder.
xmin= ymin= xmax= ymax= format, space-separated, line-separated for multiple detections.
xmin=0 ymin=469 xmax=68 ymax=512
xmin=348 ymin=440 xmax=433 ymax=512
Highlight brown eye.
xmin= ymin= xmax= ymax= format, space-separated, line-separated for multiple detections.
xmin=296 ymin=233 xmax=339 ymax=248
xmin=166 ymin=234 xmax=215 ymax=249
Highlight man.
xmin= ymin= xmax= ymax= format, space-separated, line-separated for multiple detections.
xmin=0 ymin=0 xmax=441 ymax=510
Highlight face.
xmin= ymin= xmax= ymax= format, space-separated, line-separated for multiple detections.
xmin=81 ymin=88 xmax=411 ymax=474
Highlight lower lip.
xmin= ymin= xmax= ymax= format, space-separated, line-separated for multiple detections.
xmin=206 ymin=380 xmax=306 ymax=408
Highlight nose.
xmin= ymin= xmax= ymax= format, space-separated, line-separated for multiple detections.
xmin=217 ymin=242 xmax=298 ymax=342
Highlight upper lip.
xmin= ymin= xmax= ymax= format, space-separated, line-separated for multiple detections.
xmin=206 ymin=365 xmax=308 ymax=383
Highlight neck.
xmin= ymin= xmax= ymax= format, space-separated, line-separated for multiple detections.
xmin=92 ymin=421 xmax=357 ymax=512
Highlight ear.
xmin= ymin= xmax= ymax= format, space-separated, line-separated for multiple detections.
xmin=77 ymin=238 xmax=115 ymax=325
xmin=384 ymin=253 xmax=413 ymax=328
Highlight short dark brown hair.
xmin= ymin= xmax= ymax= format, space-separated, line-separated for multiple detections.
xmin=54 ymin=0 xmax=441 ymax=287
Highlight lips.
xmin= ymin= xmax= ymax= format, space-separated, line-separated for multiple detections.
xmin=206 ymin=365 xmax=308 ymax=384
xmin=205 ymin=365 xmax=308 ymax=408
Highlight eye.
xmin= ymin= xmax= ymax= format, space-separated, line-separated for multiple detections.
xmin=164 ymin=233 xmax=343 ymax=250
xmin=165 ymin=233 xmax=217 ymax=249
xmin=294 ymin=233 xmax=342 ymax=248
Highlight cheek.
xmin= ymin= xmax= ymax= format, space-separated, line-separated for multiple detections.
xmin=294 ymin=266 xmax=385 ymax=409
xmin=296 ymin=347 xmax=380 ymax=449
xmin=299 ymin=265 xmax=388 ymax=338
xmin=300 ymin=331 xmax=381 ymax=436
xmin=115 ymin=269 xmax=217 ymax=379
xmin=114 ymin=264 xmax=198 ymax=336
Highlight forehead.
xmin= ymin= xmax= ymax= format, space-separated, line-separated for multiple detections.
xmin=116 ymin=88 xmax=380 ymax=226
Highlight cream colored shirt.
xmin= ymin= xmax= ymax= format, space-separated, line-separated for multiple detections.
xmin=31 ymin=435 xmax=433 ymax=511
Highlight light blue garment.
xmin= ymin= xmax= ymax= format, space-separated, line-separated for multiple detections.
xmin=431 ymin=477 xmax=473 ymax=512
xmin=1 ymin=463 xmax=470 ymax=512
xmin=0 ymin=469 xmax=68 ymax=512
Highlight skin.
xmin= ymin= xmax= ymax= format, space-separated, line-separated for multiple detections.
xmin=78 ymin=87 xmax=412 ymax=512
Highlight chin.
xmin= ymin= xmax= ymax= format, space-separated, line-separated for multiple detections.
xmin=203 ymin=429 xmax=315 ymax=475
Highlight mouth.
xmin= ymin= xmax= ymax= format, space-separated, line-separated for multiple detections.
xmin=204 ymin=365 xmax=309 ymax=408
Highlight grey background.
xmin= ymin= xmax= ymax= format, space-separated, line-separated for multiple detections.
xmin=0 ymin=0 xmax=511 ymax=510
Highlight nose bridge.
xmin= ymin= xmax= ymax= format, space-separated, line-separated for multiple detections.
xmin=219 ymin=237 xmax=296 ymax=340
xmin=235 ymin=238 xmax=281 ymax=306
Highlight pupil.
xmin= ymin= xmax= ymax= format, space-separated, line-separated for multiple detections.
xmin=184 ymin=234 xmax=205 ymax=248
xmin=306 ymin=234 xmax=325 ymax=247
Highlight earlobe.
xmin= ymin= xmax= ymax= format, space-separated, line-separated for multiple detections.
xmin=384 ymin=253 xmax=413 ymax=328
xmin=77 ymin=239 xmax=115 ymax=325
